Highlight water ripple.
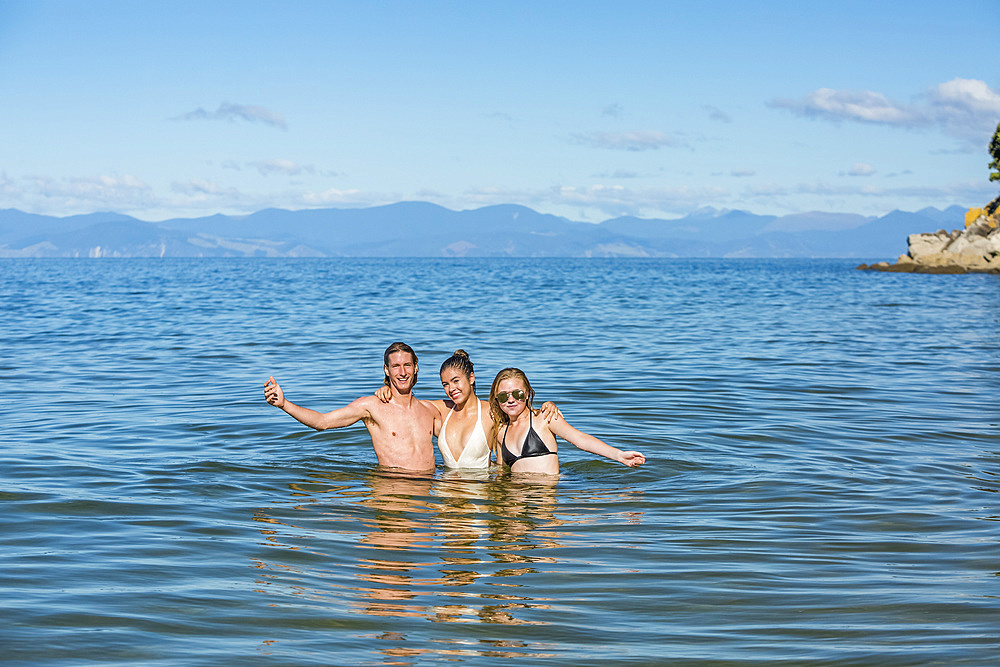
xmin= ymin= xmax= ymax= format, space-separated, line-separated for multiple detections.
xmin=2 ymin=258 xmax=998 ymax=664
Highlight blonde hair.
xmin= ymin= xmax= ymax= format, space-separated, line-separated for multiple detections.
xmin=488 ymin=368 xmax=535 ymax=460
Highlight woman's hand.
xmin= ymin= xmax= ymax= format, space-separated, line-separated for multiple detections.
xmin=374 ymin=384 xmax=392 ymax=403
xmin=264 ymin=376 xmax=285 ymax=408
xmin=539 ymin=401 xmax=563 ymax=422
xmin=618 ymin=450 xmax=645 ymax=467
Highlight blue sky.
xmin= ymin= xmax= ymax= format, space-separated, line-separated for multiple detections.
xmin=1 ymin=0 xmax=998 ymax=222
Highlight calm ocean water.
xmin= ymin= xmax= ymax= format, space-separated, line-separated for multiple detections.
xmin=2 ymin=257 xmax=998 ymax=665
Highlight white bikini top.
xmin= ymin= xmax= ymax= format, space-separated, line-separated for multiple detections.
xmin=438 ymin=399 xmax=490 ymax=468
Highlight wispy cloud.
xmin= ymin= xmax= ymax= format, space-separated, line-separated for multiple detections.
xmin=301 ymin=187 xmax=366 ymax=206
xmin=486 ymin=111 xmax=517 ymax=123
xmin=739 ymin=178 xmax=996 ymax=205
xmin=769 ymin=78 xmax=1000 ymax=147
xmin=702 ymin=105 xmax=733 ymax=123
xmin=455 ymin=175 xmax=996 ymax=221
xmin=730 ymin=168 xmax=756 ymax=178
xmin=221 ymin=158 xmax=333 ymax=177
xmin=176 ymin=102 xmax=287 ymax=129
xmin=463 ymin=183 xmax=728 ymax=218
xmin=170 ymin=179 xmax=241 ymax=198
xmin=770 ymin=88 xmax=913 ymax=124
xmin=591 ymin=169 xmax=641 ymax=179
xmin=249 ymin=159 xmax=316 ymax=177
xmin=21 ymin=173 xmax=155 ymax=210
xmin=0 ymin=170 xmax=18 ymax=200
xmin=571 ymin=130 xmax=686 ymax=151
xmin=602 ymin=103 xmax=625 ymax=119
xmin=844 ymin=162 xmax=877 ymax=177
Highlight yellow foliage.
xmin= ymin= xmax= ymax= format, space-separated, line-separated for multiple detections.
xmin=965 ymin=207 xmax=986 ymax=227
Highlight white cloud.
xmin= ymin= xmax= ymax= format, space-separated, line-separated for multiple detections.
xmin=845 ymin=162 xmax=877 ymax=177
xmin=19 ymin=173 xmax=155 ymax=211
xmin=930 ymin=78 xmax=1000 ymax=115
xmin=591 ymin=169 xmax=640 ymax=179
xmin=769 ymin=88 xmax=914 ymax=124
xmin=0 ymin=170 xmax=19 ymax=200
xmin=301 ymin=187 xmax=364 ymax=206
xmin=170 ymin=179 xmax=240 ymax=197
xmin=250 ymin=159 xmax=316 ymax=177
xmin=177 ymin=102 xmax=287 ymax=129
xmin=925 ymin=78 xmax=1000 ymax=143
xmin=769 ymin=78 xmax=1000 ymax=147
xmin=730 ymin=168 xmax=756 ymax=178
xmin=464 ymin=182 xmax=729 ymax=218
xmin=740 ymin=178 xmax=996 ymax=206
xmin=571 ymin=130 xmax=686 ymax=151
xmin=451 ymin=175 xmax=996 ymax=220
xmin=219 ymin=158 xmax=332 ymax=177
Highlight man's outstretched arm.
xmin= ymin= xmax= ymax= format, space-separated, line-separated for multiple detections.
xmin=265 ymin=376 xmax=370 ymax=431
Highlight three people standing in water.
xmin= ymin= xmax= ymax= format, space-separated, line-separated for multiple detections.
xmin=373 ymin=349 xmax=561 ymax=468
xmin=264 ymin=342 xmax=644 ymax=474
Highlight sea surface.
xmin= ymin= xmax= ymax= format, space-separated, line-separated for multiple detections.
xmin=2 ymin=257 xmax=998 ymax=666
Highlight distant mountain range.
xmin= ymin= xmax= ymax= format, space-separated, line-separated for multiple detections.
xmin=0 ymin=202 xmax=969 ymax=259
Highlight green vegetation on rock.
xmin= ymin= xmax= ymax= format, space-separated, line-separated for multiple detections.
xmin=988 ymin=121 xmax=1000 ymax=214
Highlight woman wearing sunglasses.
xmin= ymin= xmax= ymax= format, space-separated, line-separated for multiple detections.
xmin=376 ymin=350 xmax=561 ymax=468
xmin=489 ymin=367 xmax=646 ymax=475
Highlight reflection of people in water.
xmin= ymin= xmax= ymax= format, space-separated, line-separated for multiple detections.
xmin=264 ymin=342 xmax=440 ymax=470
xmin=353 ymin=469 xmax=436 ymax=614
xmin=375 ymin=350 xmax=561 ymax=468
xmin=249 ymin=466 xmax=571 ymax=658
xmin=486 ymin=473 xmax=562 ymax=549
xmin=489 ymin=368 xmax=646 ymax=475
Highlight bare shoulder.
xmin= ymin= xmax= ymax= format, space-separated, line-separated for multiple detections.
xmin=418 ymin=399 xmax=444 ymax=418
xmin=425 ymin=398 xmax=449 ymax=417
xmin=350 ymin=394 xmax=379 ymax=408
xmin=545 ymin=414 xmax=580 ymax=438
xmin=347 ymin=394 xmax=379 ymax=418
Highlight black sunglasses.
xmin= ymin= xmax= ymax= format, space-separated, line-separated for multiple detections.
xmin=496 ymin=389 xmax=526 ymax=402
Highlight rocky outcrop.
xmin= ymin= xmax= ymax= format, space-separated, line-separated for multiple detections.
xmin=858 ymin=211 xmax=1000 ymax=274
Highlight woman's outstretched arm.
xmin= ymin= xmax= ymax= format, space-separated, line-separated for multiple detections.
xmin=547 ymin=418 xmax=645 ymax=467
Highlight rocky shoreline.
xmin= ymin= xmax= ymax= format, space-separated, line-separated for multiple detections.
xmin=858 ymin=209 xmax=1000 ymax=274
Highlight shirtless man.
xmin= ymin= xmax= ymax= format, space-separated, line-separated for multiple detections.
xmin=264 ymin=342 xmax=439 ymax=471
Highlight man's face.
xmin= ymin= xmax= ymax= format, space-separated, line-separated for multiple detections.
xmin=384 ymin=351 xmax=417 ymax=393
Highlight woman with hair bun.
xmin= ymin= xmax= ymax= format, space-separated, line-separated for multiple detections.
xmin=489 ymin=367 xmax=645 ymax=475
xmin=377 ymin=350 xmax=560 ymax=468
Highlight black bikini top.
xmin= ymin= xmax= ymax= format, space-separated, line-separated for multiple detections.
xmin=501 ymin=413 xmax=556 ymax=467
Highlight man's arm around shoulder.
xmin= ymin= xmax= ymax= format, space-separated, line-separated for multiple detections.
xmin=418 ymin=399 xmax=444 ymax=436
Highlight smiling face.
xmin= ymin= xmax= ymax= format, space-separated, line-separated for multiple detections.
xmin=487 ymin=368 xmax=536 ymax=450
xmin=440 ymin=366 xmax=475 ymax=406
xmin=384 ymin=350 xmax=418 ymax=394
xmin=494 ymin=377 xmax=529 ymax=420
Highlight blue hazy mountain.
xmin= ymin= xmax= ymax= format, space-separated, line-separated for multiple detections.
xmin=0 ymin=203 xmax=966 ymax=258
